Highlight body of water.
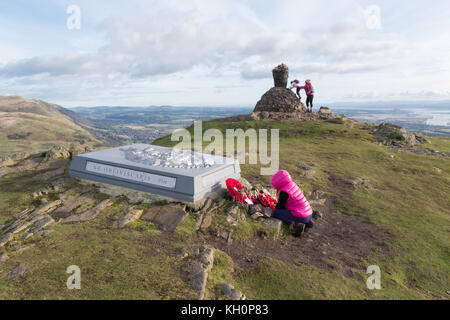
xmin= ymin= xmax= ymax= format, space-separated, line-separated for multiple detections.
xmin=411 ymin=109 xmax=450 ymax=126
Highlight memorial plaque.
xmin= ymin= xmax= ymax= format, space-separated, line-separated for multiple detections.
xmin=69 ymin=144 xmax=241 ymax=202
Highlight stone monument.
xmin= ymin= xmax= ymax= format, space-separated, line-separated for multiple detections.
xmin=272 ymin=63 xmax=289 ymax=88
xmin=69 ymin=144 xmax=241 ymax=203
xmin=252 ymin=64 xmax=306 ymax=120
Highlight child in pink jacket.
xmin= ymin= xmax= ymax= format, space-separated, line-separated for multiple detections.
xmin=271 ymin=170 xmax=315 ymax=237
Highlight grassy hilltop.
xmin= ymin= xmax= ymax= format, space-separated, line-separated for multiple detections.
xmin=153 ymin=117 xmax=450 ymax=299
xmin=0 ymin=115 xmax=449 ymax=300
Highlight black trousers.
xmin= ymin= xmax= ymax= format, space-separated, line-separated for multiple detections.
xmin=306 ymin=95 xmax=314 ymax=108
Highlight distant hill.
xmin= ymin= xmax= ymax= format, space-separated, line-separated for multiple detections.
xmin=0 ymin=96 xmax=102 ymax=157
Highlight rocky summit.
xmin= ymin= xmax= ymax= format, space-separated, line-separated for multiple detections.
xmin=252 ymin=64 xmax=306 ymax=118
xmin=253 ymin=87 xmax=306 ymax=115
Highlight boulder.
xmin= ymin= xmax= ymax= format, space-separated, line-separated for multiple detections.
xmin=185 ymin=246 xmax=215 ymax=300
xmin=199 ymin=212 xmax=213 ymax=230
xmin=250 ymin=204 xmax=264 ymax=215
xmin=9 ymin=263 xmax=33 ymax=279
xmin=0 ymin=233 xmax=13 ymax=247
xmin=296 ymin=163 xmax=315 ymax=179
xmin=43 ymin=146 xmax=71 ymax=162
xmin=372 ymin=123 xmax=420 ymax=146
xmin=141 ymin=204 xmax=187 ymax=232
xmin=251 ymin=212 xmax=264 ymax=220
xmin=312 ymin=211 xmax=323 ymax=220
xmin=113 ymin=208 xmax=144 ymax=228
xmin=60 ymin=198 xmax=114 ymax=224
xmin=238 ymin=177 xmax=252 ymax=191
xmin=22 ymin=233 xmax=34 ymax=241
xmin=10 ymin=220 xmax=32 ymax=234
xmin=262 ymin=207 xmax=273 ymax=218
xmin=18 ymin=207 xmax=35 ymax=219
xmin=263 ymin=218 xmax=282 ymax=239
xmin=0 ymin=152 xmax=30 ymax=168
xmin=319 ymin=107 xmax=333 ymax=115
xmin=189 ymin=263 xmax=208 ymax=300
xmin=195 ymin=199 xmax=219 ymax=231
xmin=219 ymin=282 xmax=246 ymax=300
xmin=35 ymin=200 xmax=62 ymax=215
xmin=348 ymin=177 xmax=371 ymax=188
xmin=29 ymin=215 xmax=55 ymax=234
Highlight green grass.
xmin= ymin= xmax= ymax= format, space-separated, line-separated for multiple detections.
xmin=0 ymin=172 xmax=50 ymax=222
xmin=1 ymin=118 xmax=449 ymax=299
xmin=0 ymin=204 xmax=196 ymax=300
xmin=205 ymin=249 xmax=236 ymax=300
xmin=236 ymin=257 xmax=429 ymax=300
xmin=154 ymin=118 xmax=450 ymax=299
xmin=428 ymin=136 xmax=450 ymax=153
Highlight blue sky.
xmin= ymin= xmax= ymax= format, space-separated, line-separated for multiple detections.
xmin=1 ymin=0 xmax=449 ymax=107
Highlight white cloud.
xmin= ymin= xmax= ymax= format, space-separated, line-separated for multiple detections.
xmin=0 ymin=0 xmax=449 ymax=106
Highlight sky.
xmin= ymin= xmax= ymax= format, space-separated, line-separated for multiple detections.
xmin=0 ymin=0 xmax=450 ymax=107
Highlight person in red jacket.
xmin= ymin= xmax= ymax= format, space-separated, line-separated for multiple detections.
xmin=298 ymin=80 xmax=315 ymax=113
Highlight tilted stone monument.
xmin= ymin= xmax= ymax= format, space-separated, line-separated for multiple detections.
xmin=272 ymin=63 xmax=289 ymax=88
xmin=69 ymin=144 xmax=241 ymax=203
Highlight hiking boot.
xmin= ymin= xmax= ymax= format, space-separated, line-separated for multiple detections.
xmin=305 ymin=221 xmax=314 ymax=230
xmin=292 ymin=223 xmax=305 ymax=238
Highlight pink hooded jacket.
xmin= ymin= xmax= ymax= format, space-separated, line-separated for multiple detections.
xmin=271 ymin=170 xmax=313 ymax=218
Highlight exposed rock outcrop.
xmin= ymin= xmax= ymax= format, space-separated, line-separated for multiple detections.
xmin=220 ymin=282 xmax=247 ymax=300
xmin=42 ymin=146 xmax=71 ymax=162
xmin=113 ymin=207 xmax=144 ymax=228
xmin=372 ymin=123 xmax=426 ymax=147
xmin=9 ymin=263 xmax=34 ymax=279
xmin=141 ymin=204 xmax=187 ymax=232
xmin=60 ymin=199 xmax=114 ymax=224
xmin=180 ymin=245 xmax=215 ymax=300
xmin=0 ymin=152 xmax=31 ymax=168
xmin=319 ymin=107 xmax=333 ymax=115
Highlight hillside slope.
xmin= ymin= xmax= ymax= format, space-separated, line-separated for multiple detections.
xmin=0 ymin=116 xmax=449 ymax=300
xmin=153 ymin=117 xmax=450 ymax=299
xmin=0 ymin=96 xmax=102 ymax=157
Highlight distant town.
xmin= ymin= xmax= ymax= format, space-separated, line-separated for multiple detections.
xmin=70 ymin=100 xmax=450 ymax=145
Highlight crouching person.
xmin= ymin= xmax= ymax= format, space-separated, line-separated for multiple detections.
xmin=270 ymin=170 xmax=314 ymax=237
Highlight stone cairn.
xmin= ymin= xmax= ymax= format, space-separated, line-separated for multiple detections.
xmin=272 ymin=63 xmax=289 ymax=88
xmin=251 ymin=64 xmax=306 ymax=120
